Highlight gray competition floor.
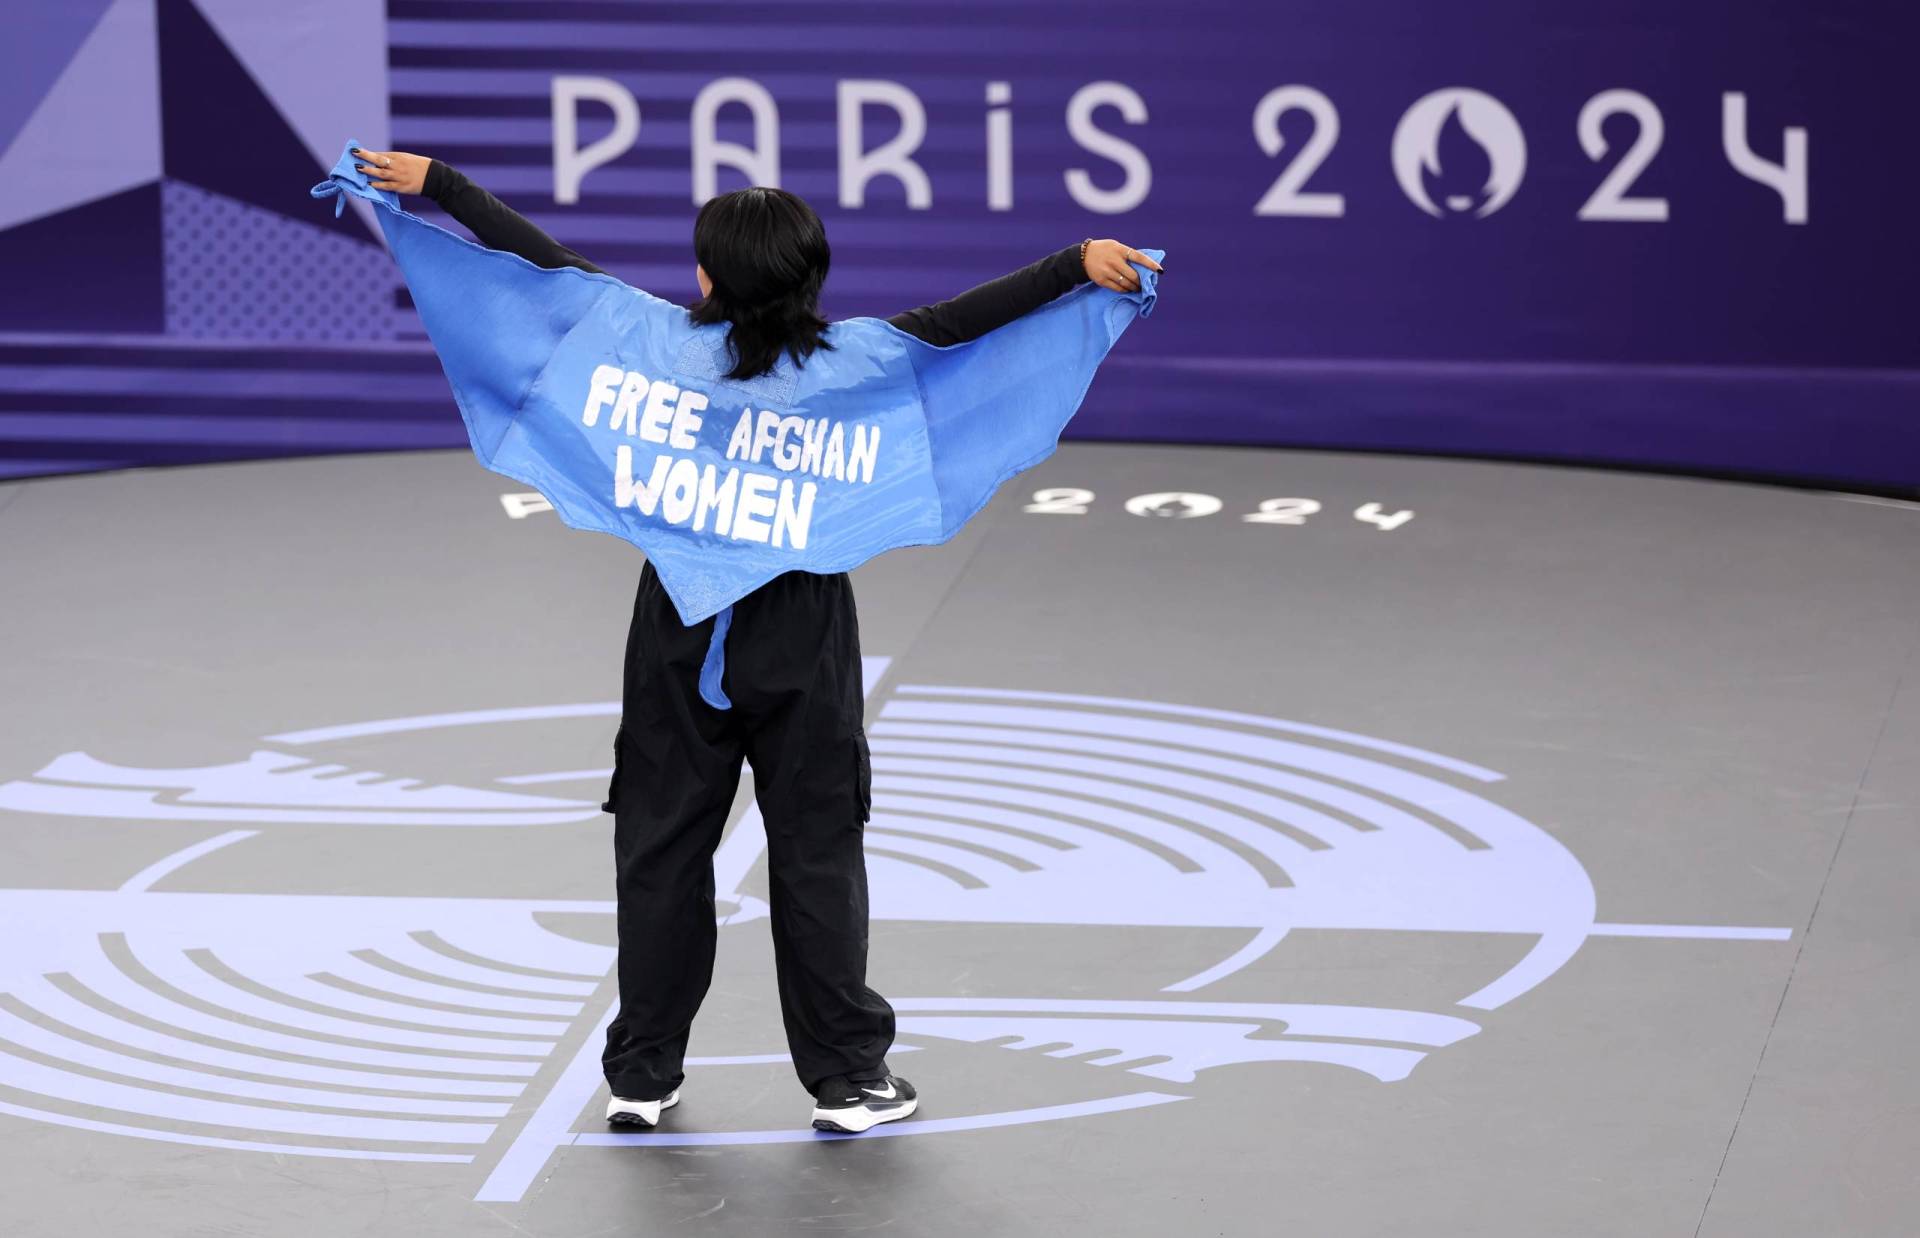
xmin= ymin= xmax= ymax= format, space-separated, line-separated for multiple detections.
xmin=0 ymin=444 xmax=1915 ymax=1237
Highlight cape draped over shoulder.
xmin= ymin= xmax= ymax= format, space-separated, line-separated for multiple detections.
xmin=312 ymin=141 xmax=1161 ymax=708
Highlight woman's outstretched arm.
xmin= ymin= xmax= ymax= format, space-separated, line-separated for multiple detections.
xmin=886 ymin=240 xmax=1160 ymax=347
xmin=352 ymin=147 xmax=606 ymax=275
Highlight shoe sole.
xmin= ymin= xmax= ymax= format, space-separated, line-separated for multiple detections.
xmin=605 ymin=1092 xmax=680 ymax=1129
xmin=810 ymin=1096 xmax=918 ymax=1134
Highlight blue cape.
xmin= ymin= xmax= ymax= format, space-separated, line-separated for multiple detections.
xmin=312 ymin=142 xmax=1160 ymax=707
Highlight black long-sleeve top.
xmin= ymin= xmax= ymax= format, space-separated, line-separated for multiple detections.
xmin=421 ymin=161 xmax=1089 ymax=348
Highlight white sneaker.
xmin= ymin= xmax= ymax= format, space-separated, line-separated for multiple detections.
xmin=605 ymin=1089 xmax=680 ymax=1128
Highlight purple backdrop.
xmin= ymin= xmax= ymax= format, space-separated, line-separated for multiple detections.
xmin=2 ymin=0 xmax=1915 ymax=488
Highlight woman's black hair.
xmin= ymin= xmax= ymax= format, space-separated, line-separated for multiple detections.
xmin=688 ymin=186 xmax=834 ymax=380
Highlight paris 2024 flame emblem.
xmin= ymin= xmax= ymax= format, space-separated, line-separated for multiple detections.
xmin=1393 ymin=87 xmax=1529 ymax=218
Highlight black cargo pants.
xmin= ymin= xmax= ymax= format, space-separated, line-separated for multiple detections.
xmin=600 ymin=558 xmax=895 ymax=1100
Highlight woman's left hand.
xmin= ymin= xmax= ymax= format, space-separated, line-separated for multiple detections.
xmin=352 ymin=148 xmax=431 ymax=195
xmin=1083 ymin=239 xmax=1162 ymax=293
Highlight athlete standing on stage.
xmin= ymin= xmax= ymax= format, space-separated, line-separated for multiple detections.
xmin=351 ymin=147 xmax=1160 ymax=1133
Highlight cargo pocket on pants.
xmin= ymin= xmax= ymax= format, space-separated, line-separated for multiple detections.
xmin=854 ymin=726 xmax=872 ymax=823
xmin=601 ymin=725 xmax=625 ymax=814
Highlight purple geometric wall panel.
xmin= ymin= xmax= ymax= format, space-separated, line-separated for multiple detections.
xmin=154 ymin=0 xmax=334 ymax=220
xmin=161 ymin=182 xmax=411 ymax=342
xmin=0 ymin=1 xmax=116 ymax=156
xmin=0 ymin=0 xmax=1915 ymax=487
xmin=0 ymin=184 xmax=164 ymax=334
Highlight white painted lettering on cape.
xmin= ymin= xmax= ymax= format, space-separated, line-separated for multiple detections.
xmin=581 ymin=364 xmax=883 ymax=551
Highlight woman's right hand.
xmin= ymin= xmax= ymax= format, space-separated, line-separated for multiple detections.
xmin=353 ymin=148 xmax=432 ymax=196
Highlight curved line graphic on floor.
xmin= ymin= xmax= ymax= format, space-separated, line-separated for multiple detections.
xmin=0 ymin=681 xmax=1790 ymax=1179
